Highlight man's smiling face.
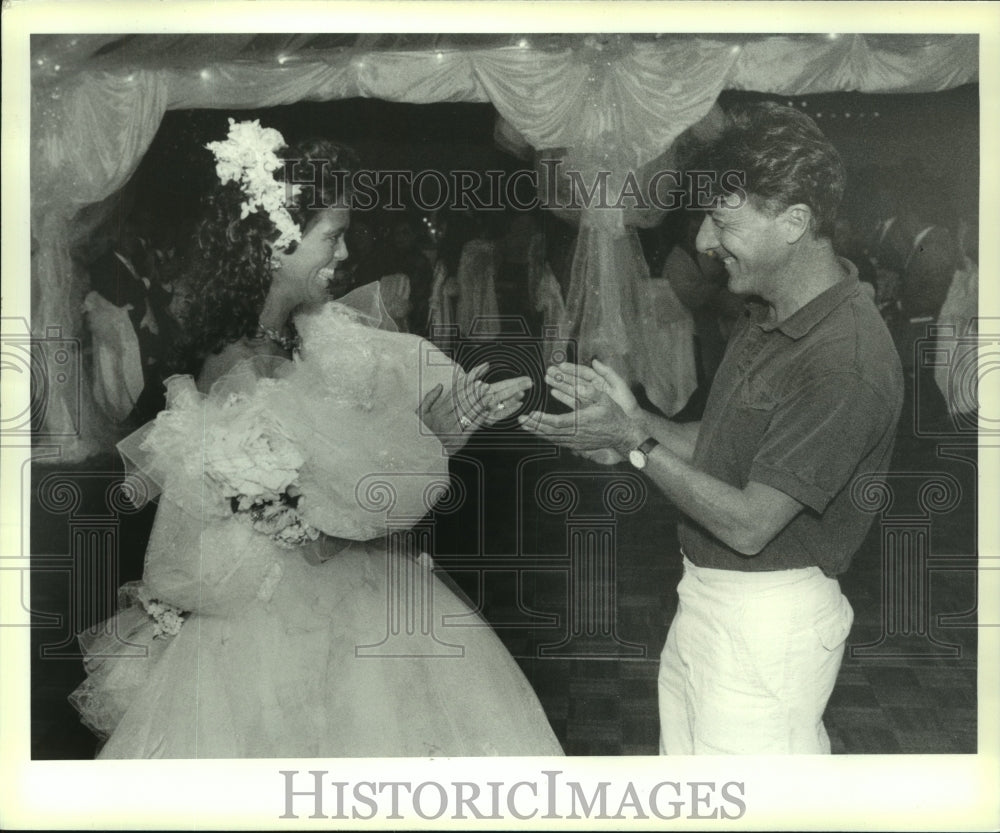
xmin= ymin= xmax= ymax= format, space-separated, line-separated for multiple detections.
xmin=695 ymin=193 xmax=791 ymax=300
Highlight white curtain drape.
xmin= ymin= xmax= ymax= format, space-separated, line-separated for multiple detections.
xmin=29 ymin=34 xmax=978 ymax=456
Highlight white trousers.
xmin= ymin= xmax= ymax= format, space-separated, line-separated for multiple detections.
xmin=658 ymin=558 xmax=853 ymax=755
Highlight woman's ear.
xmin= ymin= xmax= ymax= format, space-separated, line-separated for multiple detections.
xmin=264 ymin=243 xmax=283 ymax=272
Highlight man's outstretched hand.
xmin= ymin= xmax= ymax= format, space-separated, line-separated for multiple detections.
xmin=519 ymin=359 xmax=645 ymax=461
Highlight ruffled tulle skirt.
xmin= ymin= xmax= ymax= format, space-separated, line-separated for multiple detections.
xmin=71 ymin=542 xmax=563 ymax=758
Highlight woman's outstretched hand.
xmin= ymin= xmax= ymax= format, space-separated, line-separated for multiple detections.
xmin=417 ymin=362 xmax=533 ymax=454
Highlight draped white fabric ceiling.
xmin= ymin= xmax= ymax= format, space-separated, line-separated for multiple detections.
xmin=29 ymin=33 xmax=978 ymax=457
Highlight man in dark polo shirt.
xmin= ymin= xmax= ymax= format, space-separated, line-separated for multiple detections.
xmin=520 ymin=102 xmax=903 ymax=754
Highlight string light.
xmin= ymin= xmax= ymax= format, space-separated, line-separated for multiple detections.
xmin=827 ymin=33 xmax=841 ymax=41
xmin=517 ymin=38 xmax=529 ymax=49
xmin=277 ymin=54 xmax=289 ymax=65
xmin=200 ymin=68 xmax=212 ymax=81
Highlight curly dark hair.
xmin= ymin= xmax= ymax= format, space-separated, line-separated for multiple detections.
xmin=693 ymin=102 xmax=845 ymax=239
xmin=186 ymin=136 xmax=360 ymax=358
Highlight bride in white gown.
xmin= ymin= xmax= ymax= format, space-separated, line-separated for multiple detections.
xmin=70 ymin=120 xmax=563 ymax=758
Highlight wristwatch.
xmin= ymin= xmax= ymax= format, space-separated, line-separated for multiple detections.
xmin=628 ymin=437 xmax=660 ymax=470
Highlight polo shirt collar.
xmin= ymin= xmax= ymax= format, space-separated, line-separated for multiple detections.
xmin=760 ymin=258 xmax=859 ymax=340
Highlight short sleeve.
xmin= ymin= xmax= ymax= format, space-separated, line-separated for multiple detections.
xmin=749 ymin=372 xmax=895 ymax=513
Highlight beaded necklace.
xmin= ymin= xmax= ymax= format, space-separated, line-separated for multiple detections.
xmin=254 ymin=322 xmax=300 ymax=353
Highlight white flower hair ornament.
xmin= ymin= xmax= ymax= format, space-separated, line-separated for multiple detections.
xmin=206 ymin=118 xmax=303 ymax=252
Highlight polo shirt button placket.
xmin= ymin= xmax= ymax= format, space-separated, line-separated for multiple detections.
xmin=737 ymin=325 xmax=767 ymax=376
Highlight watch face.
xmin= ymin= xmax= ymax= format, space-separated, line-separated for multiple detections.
xmin=628 ymin=449 xmax=646 ymax=469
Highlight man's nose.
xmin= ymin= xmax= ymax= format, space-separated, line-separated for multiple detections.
xmin=695 ymin=216 xmax=717 ymax=254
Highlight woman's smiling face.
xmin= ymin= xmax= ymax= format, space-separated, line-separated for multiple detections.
xmin=276 ymin=206 xmax=350 ymax=305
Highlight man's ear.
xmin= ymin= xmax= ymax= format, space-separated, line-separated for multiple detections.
xmin=780 ymin=204 xmax=812 ymax=244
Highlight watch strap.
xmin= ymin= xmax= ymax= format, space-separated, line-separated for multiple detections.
xmin=637 ymin=437 xmax=659 ymax=455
